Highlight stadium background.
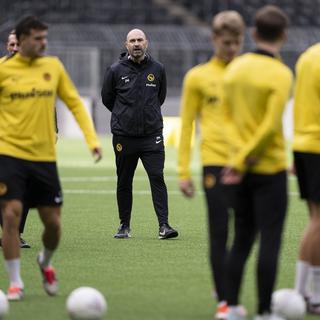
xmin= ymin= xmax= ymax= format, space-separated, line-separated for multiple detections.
xmin=0 ymin=2 xmax=318 ymax=319
xmin=1 ymin=0 xmax=318 ymax=136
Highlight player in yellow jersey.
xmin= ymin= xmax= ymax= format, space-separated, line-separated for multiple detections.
xmin=0 ymin=30 xmax=31 ymax=249
xmin=221 ymin=6 xmax=292 ymax=320
xmin=178 ymin=11 xmax=245 ymax=320
xmin=0 ymin=16 xmax=102 ymax=301
xmin=293 ymin=43 xmax=320 ymax=315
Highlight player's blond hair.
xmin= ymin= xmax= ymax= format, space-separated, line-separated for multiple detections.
xmin=212 ymin=11 xmax=245 ymax=36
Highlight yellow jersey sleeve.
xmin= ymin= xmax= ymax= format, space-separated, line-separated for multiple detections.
xmin=56 ymin=59 xmax=101 ymax=151
xmin=293 ymin=44 xmax=320 ymax=153
xmin=0 ymin=56 xmax=7 ymax=64
xmin=178 ymin=70 xmax=200 ymax=180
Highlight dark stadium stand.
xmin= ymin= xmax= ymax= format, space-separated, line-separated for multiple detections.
xmin=1 ymin=0 xmax=320 ymax=87
xmin=0 ymin=0 xmax=183 ymax=25
xmin=176 ymin=0 xmax=320 ymax=27
xmin=1 ymin=0 xmax=320 ymax=134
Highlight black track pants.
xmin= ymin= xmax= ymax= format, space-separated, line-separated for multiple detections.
xmin=112 ymin=134 xmax=168 ymax=227
xmin=203 ymin=166 xmax=232 ymax=302
xmin=226 ymin=171 xmax=287 ymax=314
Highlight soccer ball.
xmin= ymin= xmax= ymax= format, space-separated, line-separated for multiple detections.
xmin=66 ymin=287 xmax=107 ymax=320
xmin=0 ymin=290 xmax=9 ymax=319
xmin=272 ymin=288 xmax=306 ymax=320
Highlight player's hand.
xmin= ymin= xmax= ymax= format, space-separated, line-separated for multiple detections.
xmin=221 ymin=167 xmax=243 ymax=185
xmin=179 ymin=179 xmax=195 ymax=198
xmin=92 ymin=147 xmax=103 ymax=163
xmin=289 ymin=163 xmax=296 ymax=175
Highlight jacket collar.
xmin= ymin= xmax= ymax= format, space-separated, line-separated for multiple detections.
xmin=120 ymin=52 xmax=150 ymax=64
xmin=253 ymin=48 xmax=276 ymax=58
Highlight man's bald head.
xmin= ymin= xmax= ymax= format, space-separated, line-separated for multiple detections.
xmin=126 ymin=28 xmax=147 ymax=41
xmin=125 ymin=28 xmax=148 ymax=63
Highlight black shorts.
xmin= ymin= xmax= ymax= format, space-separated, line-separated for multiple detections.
xmin=0 ymin=155 xmax=63 ymax=207
xmin=294 ymin=151 xmax=320 ymax=202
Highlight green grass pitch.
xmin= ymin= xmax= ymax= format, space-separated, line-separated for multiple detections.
xmin=0 ymin=137 xmax=317 ymax=319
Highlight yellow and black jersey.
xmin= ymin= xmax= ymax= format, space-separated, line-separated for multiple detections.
xmin=0 ymin=53 xmax=100 ymax=161
xmin=223 ymin=51 xmax=293 ymax=173
xmin=178 ymin=57 xmax=229 ymax=180
xmin=293 ymin=43 xmax=320 ymax=154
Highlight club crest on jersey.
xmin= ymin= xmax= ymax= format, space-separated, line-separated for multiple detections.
xmin=116 ymin=143 xmax=122 ymax=152
xmin=207 ymin=96 xmax=218 ymax=104
xmin=147 ymin=74 xmax=155 ymax=82
xmin=204 ymin=174 xmax=216 ymax=189
xmin=0 ymin=183 xmax=8 ymax=195
xmin=43 ymin=73 xmax=51 ymax=81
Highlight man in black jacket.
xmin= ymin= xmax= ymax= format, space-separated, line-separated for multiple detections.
xmin=101 ymin=28 xmax=178 ymax=240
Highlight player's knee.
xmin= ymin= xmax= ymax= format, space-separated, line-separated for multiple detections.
xmin=45 ymin=215 xmax=61 ymax=232
xmin=2 ymin=209 xmax=21 ymax=229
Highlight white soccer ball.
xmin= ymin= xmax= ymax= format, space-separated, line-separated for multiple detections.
xmin=272 ymin=288 xmax=306 ymax=320
xmin=0 ymin=290 xmax=9 ymax=319
xmin=66 ymin=287 xmax=107 ymax=320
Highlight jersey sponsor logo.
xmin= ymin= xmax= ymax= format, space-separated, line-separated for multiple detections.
xmin=155 ymin=136 xmax=162 ymax=144
xmin=10 ymin=88 xmax=53 ymax=100
xmin=0 ymin=183 xmax=8 ymax=196
xmin=204 ymin=174 xmax=216 ymax=189
xmin=146 ymin=83 xmax=156 ymax=87
xmin=116 ymin=143 xmax=122 ymax=152
xmin=121 ymin=76 xmax=128 ymax=80
xmin=43 ymin=72 xmax=51 ymax=81
xmin=147 ymin=74 xmax=155 ymax=82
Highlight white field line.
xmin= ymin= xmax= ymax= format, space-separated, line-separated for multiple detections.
xmin=61 ymin=176 xmax=178 ymax=182
xmin=58 ymin=161 xmax=181 ymax=169
xmin=61 ymin=175 xmax=297 ymax=182
xmin=63 ymin=189 xmax=299 ymax=197
xmin=61 ymin=175 xmax=299 ymax=196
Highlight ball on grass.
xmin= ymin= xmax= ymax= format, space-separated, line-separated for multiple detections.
xmin=66 ymin=287 xmax=107 ymax=320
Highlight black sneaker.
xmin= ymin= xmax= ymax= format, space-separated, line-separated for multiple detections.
xmin=20 ymin=237 xmax=31 ymax=248
xmin=0 ymin=237 xmax=31 ymax=248
xmin=159 ymin=223 xmax=178 ymax=239
xmin=114 ymin=224 xmax=131 ymax=239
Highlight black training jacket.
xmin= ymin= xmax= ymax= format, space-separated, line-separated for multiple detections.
xmin=101 ymin=53 xmax=167 ymax=137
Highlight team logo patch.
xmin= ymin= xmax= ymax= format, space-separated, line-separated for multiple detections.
xmin=54 ymin=192 xmax=63 ymax=204
xmin=204 ymin=174 xmax=216 ymax=189
xmin=207 ymin=96 xmax=219 ymax=104
xmin=43 ymin=73 xmax=51 ymax=81
xmin=116 ymin=143 xmax=122 ymax=152
xmin=147 ymin=74 xmax=155 ymax=82
xmin=0 ymin=183 xmax=8 ymax=195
